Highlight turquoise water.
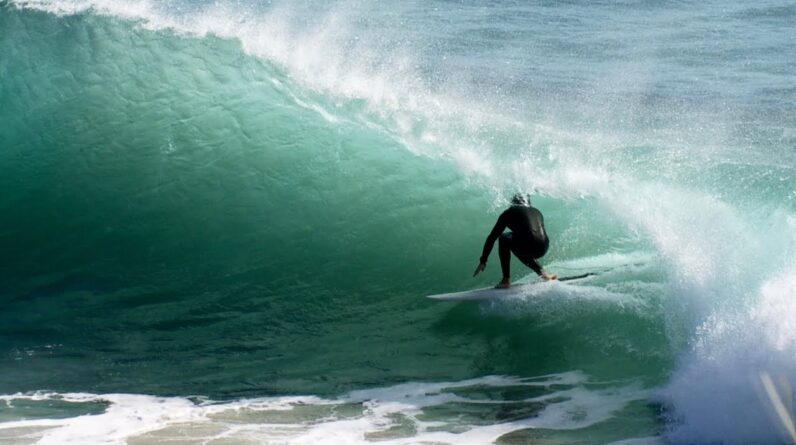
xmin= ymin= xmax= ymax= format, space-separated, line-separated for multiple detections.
xmin=1 ymin=1 xmax=795 ymax=443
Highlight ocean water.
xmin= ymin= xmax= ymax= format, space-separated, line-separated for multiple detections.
xmin=1 ymin=0 xmax=795 ymax=443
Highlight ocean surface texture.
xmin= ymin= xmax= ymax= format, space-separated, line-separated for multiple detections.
xmin=1 ymin=0 xmax=795 ymax=443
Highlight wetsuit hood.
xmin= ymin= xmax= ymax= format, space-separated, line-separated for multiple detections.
xmin=511 ymin=193 xmax=531 ymax=206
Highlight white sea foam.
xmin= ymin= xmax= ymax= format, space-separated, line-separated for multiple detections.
xmin=658 ymin=256 xmax=796 ymax=444
xmin=472 ymin=251 xmax=661 ymax=321
xmin=479 ymin=280 xmax=647 ymax=319
xmin=0 ymin=372 xmax=645 ymax=445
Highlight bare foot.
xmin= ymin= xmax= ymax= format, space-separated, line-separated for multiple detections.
xmin=495 ymin=278 xmax=511 ymax=289
xmin=542 ymin=272 xmax=558 ymax=281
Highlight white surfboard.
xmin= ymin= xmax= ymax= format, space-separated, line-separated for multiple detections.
xmin=426 ymin=273 xmax=595 ymax=301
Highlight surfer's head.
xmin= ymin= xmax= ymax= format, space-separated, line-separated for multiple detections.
xmin=511 ymin=193 xmax=531 ymax=206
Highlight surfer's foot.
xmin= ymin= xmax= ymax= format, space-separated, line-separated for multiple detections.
xmin=495 ymin=278 xmax=511 ymax=289
xmin=541 ymin=272 xmax=558 ymax=281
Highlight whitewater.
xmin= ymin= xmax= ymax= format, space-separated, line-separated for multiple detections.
xmin=1 ymin=0 xmax=795 ymax=443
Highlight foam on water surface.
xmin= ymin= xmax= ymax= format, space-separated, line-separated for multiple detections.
xmin=0 ymin=372 xmax=646 ymax=445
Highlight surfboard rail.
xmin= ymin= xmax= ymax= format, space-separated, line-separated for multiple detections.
xmin=426 ymin=273 xmax=596 ymax=301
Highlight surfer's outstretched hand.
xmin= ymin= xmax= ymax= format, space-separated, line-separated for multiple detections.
xmin=473 ymin=262 xmax=486 ymax=277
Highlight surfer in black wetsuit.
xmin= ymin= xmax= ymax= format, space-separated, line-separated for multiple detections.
xmin=473 ymin=193 xmax=557 ymax=288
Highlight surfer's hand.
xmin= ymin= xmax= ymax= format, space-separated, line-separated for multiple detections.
xmin=473 ymin=262 xmax=486 ymax=277
xmin=541 ymin=272 xmax=558 ymax=281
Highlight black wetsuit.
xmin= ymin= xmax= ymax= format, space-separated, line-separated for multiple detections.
xmin=479 ymin=204 xmax=549 ymax=278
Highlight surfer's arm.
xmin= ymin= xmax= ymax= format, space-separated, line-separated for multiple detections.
xmin=479 ymin=213 xmax=507 ymax=264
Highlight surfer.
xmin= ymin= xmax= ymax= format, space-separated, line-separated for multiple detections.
xmin=473 ymin=193 xmax=557 ymax=288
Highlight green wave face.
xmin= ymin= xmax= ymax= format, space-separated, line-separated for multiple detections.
xmin=0 ymin=5 xmax=671 ymax=394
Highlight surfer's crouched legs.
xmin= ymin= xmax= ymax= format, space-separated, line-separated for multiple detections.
xmin=499 ymin=232 xmax=547 ymax=286
xmin=498 ymin=232 xmax=514 ymax=281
